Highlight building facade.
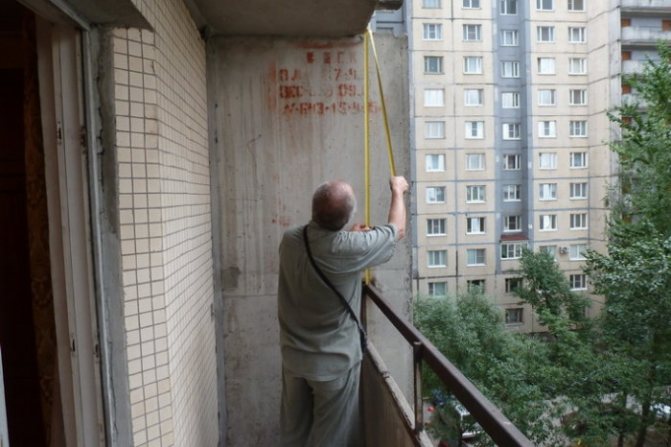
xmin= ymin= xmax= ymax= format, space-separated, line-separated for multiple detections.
xmin=391 ymin=0 xmax=670 ymax=332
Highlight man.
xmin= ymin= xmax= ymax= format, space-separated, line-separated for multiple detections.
xmin=278 ymin=176 xmax=408 ymax=447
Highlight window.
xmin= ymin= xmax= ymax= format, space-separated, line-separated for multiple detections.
xmin=466 ymin=216 xmax=485 ymax=234
xmin=569 ymin=274 xmax=587 ymax=290
xmin=568 ymin=0 xmax=585 ymax=11
xmin=500 ymin=0 xmax=517 ymax=14
xmin=465 ymin=121 xmax=484 ymax=139
xmin=539 ymin=183 xmax=557 ymax=200
xmin=501 ymin=29 xmax=519 ymax=46
xmin=426 ymin=121 xmax=446 ymax=139
xmin=428 ymin=250 xmax=447 ymax=267
xmin=538 ymin=121 xmax=557 ymax=137
xmin=537 ymin=26 xmax=555 ymax=42
xmin=426 ymin=186 xmax=446 ymax=203
xmin=570 ymin=213 xmax=588 ymax=229
xmin=501 ymin=243 xmax=524 ymax=259
xmin=427 ymin=218 xmax=447 ymax=235
xmin=501 ymin=61 xmax=520 ymax=78
xmin=464 ymin=56 xmax=483 ymax=74
xmin=423 ymin=0 xmax=441 ymax=7
xmin=428 ymin=281 xmax=447 ymax=297
xmin=538 ymin=57 xmax=556 ymax=74
xmin=502 ymin=123 xmax=521 ymax=140
xmin=539 ymin=214 xmax=557 ymax=231
xmin=463 ymin=24 xmax=482 ymax=41
xmin=570 ymin=152 xmax=588 ymax=168
xmin=467 ymin=248 xmax=486 ymax=266
xmin=505 ymin=277 xmax=523 ymax=293
xmin=423 ymin=24 xmax=443 ymax=40
xmin=466 ymin=185 xmax=486 ymax=203
xmin=539 ymin=245 xmax=557 ymax=258
xmin=466 ymin=153 xmax=485 ymax=170
xmin=537 ymin=0 xmax=554 ymax=10
xmin=424 ymin=89 xmax=445 ymax=107
xmin=569 ymin=57 xmax=587 ymax=74
xmin=464 ymin=89 xmax=484 ymax=106
xmin=538 ymin=89 xmax=556 ymax=106
xmin=569 ymin=243 xmax=587 ymax=260
xmin=505 ymin=308 xmax=523 ymax=324
xmin=504 ymin=215 xmax=522 ymax=232
xmin=467 ymin=279 xmax=486 ymax=292
xmin=501 ymin=92 xmax=520 ymax=108
xmin=570 ymin=182 xmax=588 ymax=199
xmin=426 ymin=154 xmax=446 ymax=172
xmin=424 ymin=56 xmax=444 ymax=74
xmin=503 ymin=184 xmax=521 ymax=202
xmin=569 ymin=89 xmax=587 ymax=105
xmin=570 ymin=120 xmax=588 ymax=137
xmin=539 ymin=152 xmax=557 ymax=169
xmin=463 ymin=0 xmax=480 ymax=7
xmin=569 ymin=27 xmax=586 ymax=43
xmin=503 ymin=154 xmax=521 ymax=170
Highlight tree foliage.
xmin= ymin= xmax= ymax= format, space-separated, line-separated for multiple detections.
xmin=414 ymin=292 xmax=563 ymax=445
xmin=589 ymin=42 xmax=671 ymax=447
xmin=585 ymin=224 xmax=671 ymax=447
xmin=609 ymin=44 xmax=671 ymax=235
xmin=515 ymin=248 xmax=590 ymax=329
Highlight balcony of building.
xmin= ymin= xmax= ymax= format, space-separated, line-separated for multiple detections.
xmin=621 ymin=26 xmax=671 ymax=45
xmin=361 ymin=284 xmax=534 ymax=446
xmin=622 ymin=58 xmax=648 ymax=73
xmin=621 ymin=0 xmax=671 ymax=14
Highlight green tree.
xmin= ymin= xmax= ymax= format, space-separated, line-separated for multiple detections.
xmin=514 ymin=249 xmax=622 ymax=446
xmin=515 ymin=248 xmax=590 ymax=329
xmin=609 ymin=44 xmax=671 ymax=235
xmin=414 ymin=292 xmax=563 ymax=445
xmin=584 ymin=42 xmax=671 ymax=447
xmin=585 ymin=225 xmax=671 ymax=447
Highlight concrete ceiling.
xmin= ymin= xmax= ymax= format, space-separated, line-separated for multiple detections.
xmin=187 ymin=0 xmax=389 ymax=37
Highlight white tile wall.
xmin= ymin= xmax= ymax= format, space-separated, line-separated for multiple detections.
xmin=113 ymin=0 xmax=217 ymax=445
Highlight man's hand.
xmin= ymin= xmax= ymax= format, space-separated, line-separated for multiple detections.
xmin=390 ymin=176 xmax=409 ymax=194
xmin=350 ymin=223 xmax=371 ymax=232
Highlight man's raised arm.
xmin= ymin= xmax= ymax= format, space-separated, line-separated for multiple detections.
xmin=388 ymin=176 xmax=409 ymax=240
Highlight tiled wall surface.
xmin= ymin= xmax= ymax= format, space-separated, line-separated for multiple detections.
xmin=113 ymin=0 xmax=217 ymax=445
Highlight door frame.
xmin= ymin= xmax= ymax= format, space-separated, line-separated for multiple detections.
xmin=37 ymin=19 xmax=106 ymax=447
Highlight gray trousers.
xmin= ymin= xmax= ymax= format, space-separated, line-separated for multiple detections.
xmin=280 ymin=362 xmax=362 ymax=447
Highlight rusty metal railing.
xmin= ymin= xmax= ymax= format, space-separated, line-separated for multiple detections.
xmin=363 ymin=284 xmax=534 ymax=447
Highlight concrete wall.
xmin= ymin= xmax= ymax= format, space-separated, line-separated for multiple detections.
xmin=208 ymin=33 xmax=412 ymax=446
xmin=111 ymin=0 xmax=218 ymax=445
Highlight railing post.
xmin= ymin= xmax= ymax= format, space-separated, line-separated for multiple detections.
xmin=413 ymin=341 xmax=423 ymax=435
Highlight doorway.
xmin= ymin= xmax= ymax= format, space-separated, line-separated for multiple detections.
xmin=0 ymin=1 xmax=64 ymax=445
xmin=0 ymin=1 xmax=104 ymax=445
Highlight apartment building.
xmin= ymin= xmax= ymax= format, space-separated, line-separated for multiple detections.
xmin=391 ymin=0 xmax=652 ymax=332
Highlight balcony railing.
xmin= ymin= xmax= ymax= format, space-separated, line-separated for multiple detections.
xmin=621 ymin=26 xmax=671 ymax=44
xmin=362 ymin=284 xmax=534 ymax=447
xmin=621 ymin=0 xmax=671 ymax=12
xmin=622 ymin=59 xmax=648 ymax=74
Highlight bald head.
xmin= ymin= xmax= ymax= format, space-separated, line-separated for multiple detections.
xmin=312 ymin=181 xmax=356 ymax=231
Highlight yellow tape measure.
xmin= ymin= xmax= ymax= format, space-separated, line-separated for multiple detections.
xmin=363 ymin=28 xmax=397 ymax=284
